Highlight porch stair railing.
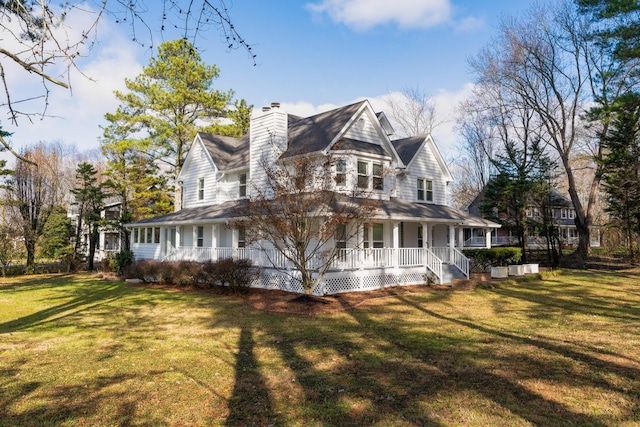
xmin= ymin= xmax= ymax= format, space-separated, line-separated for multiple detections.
xmin=431 ymin=247 xmax=469 ymax=280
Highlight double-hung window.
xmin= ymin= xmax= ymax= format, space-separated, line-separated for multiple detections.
xmin=372 ymin=163 xmax=383 ymax=190
xmin=335 ymin=159 xmax=346 ymax=187
xmin=363 ymin=223 xmax=384 ymax=249
xmin=239 ymin=173 xmax=247 ymax=197
xmin=335 ymin=224 xmax=347 ymax=249
xmin=357 ymin=161 xmax=369 ymax=189
xmin=198 ymin=178 xmax=205 ymax=201
xmin=417 ymin=178 xmax=433 ymax=202
xmin=197 ymin=226 xmax=204 ymax=247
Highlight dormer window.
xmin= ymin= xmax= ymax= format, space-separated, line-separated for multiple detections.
xmin=357 ymin=161 xmax=368 ymax=188
xmin=198 ymin=178 xmax=205 ymax=201
xmin=417 ymin=178 xmax=433 ymax=202
xmin=357 ymin=160 xmax=384 ymax=191
xmin=373 ymin=163 xmax=383 ymax=190
xmin=239 ymin=173 xmax=247 ymax=197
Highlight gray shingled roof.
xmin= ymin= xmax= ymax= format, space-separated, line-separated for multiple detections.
xmin=129 ymin=199 xmax=250 ymax=226
xmin=391 ymin=136 xmax=426 ymax=165
xmin=280 ymin=101 xmax=367 ymax=158
xmin=127 ymin=194 xmax=499 ymax=228
xmin=198 ymin=132 xmax=250 ymax=171
xmin=375 ymin=198 xmax=500 ymax=227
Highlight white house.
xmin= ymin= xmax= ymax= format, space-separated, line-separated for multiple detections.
xmin=127 ymin=100 xmax=499 ymax=294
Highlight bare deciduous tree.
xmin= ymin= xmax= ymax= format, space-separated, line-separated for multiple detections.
xmin=384 ymin=86 xmax=442 ymax=137
xmin=468 ymin=0 xmax=637 ymax=258
xmin=5 ymin=142 xmax=75 ymax=271
xmin=233 ymin=154 xmax=380 ymax=296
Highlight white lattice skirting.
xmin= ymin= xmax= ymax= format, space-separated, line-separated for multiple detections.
xmin=251 ymin=267 xmax=428 ymax=296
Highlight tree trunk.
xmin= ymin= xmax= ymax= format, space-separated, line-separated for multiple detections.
xmin=25 ymin=238 xmax=36 ymax=273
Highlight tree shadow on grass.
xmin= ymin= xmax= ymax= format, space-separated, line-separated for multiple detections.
xmin=225 ymin=327 xmax=284 ymax=426
xmin=391 ymin=293 xmax=639 ymax=424
xmin=0 ymin=284 xmax=124 ymax=334
xmin=212 ymin=283 xmax=639 ymax=426
xmin=0 ymin=372 xmax=146 ymax=427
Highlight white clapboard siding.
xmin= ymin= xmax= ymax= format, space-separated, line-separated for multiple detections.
xmin=249 ymin=109 xmax=288 ymax=197
xmin=343 ymin=113 xmax=382 ymax=144
xmin=398 ymin=141 xmax=447 ymax=205
xmin=181 ymin=141 xmax=218 ymax=209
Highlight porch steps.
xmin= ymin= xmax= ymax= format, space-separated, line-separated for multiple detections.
xmin=441 ymin=264 xmax=467 ymax=284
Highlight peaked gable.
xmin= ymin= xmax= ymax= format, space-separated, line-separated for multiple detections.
xmin=199 ymin=132 xmax=250 ymax=171
xmin=392 ymin=134 xmax=452 ymax=182
xmin=280 ymin=101 xmax=367 ymax=159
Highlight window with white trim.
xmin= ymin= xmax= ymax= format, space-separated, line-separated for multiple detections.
xmin=364 ymin=223 xmax=384 ymax=248
xmin=239 ymin=173 xmax=247 ymax=197
xmin=197 ymin=226 xmax=204 ymax=247
xmin=417 ymin=178 xmax=433 ymax=202
xmin=569 ymin=209 xmax=575 ymax=219
xmin=372 ymin=163 xmax=383 ymax=190
xmin=561 ymin=208 xmax=568 ymax=219
xmin=336 ymin=224 xmax=347 ymax=249
xmin=198 ymin=178 xmax=205 ymax=201
xmin=357 ymin=161 xmax=368 ymax=189
xmin=238 ymin=227 xmax=246 ymax=248
xmin=335 ymin=159 xmax=346 ymax=187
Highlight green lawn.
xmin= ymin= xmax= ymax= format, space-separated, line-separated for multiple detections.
xmin=1 ymin=271 xmax=639 ymax=426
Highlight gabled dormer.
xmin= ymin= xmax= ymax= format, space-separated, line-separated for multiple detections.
xmin=392 ymin=134 xmax=452 ymax=205
xmin=177 ymin=132 xmax=249 ymax=209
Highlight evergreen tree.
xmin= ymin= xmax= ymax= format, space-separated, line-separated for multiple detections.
xmin=481 ymin=139 xmax=555 ymax=263
xmin=101 ymin=122 xmax=174 ymax=250
xmin=71 ymin=162 xmax=105 ymax=270
xmin=107 ymin=38 xmax=233 ymax=179
xmin=600 ymin=93 xmax=640 ymax=260
xmin=40 ymin=206 xmax=72 ymax=259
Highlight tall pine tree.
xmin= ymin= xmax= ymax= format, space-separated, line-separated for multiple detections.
xmin=601 ymin=93 xmax=640 ymax=260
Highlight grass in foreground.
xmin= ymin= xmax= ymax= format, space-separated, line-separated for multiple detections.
xmin=0 ymin=270 xmax=639 ymax=426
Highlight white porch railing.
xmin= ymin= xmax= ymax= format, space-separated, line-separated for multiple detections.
xmin=163 ymin=246 xmax=471 ymax=284
xmin=450 ymin=247 xmax=469 ymax=279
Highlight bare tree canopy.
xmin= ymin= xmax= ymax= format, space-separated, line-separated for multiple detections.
xmin=233 ymin=155 xmax=380 ymax=296
xmin=466 ymin=0 xmax=639 ymax=258
xmin=0 ymin=0 xmax=254 ymax=157
xmin=383 ymin=86 xmax=442 ymax=138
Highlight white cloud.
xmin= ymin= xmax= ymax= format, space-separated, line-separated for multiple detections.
xmin=306 ymin=0 xmax=452 ymax=31
xmin=454 ymin=15 xmax=485 ymax=33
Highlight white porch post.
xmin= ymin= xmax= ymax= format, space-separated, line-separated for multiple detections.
xmin=192 ymin=226 xmax=198 ymax=247
xmin=175 ymin=226 xmax=181 ymax=249
xmin=458 ymin=226 xmax=465 ymax=249
xmin=231 ymin=228 xmax=239 ymax=259
xmin=211 ymin=224 xmax=217 ymax=261
xmin=159 ymin=227 xmax=165 ymax=256
xmin=485 ymin=228 xmax=492 ymax=248
xmin=392 ymin=221 xmax=400 ymax=268
xmin=449 ymin=225 xmax=455 ymax=261
xmin=422 ymin=222 xmax=429 ymax=248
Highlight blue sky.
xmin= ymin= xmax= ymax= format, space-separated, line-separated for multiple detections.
xmin=3 ymin=0 xmax=534 ymax=160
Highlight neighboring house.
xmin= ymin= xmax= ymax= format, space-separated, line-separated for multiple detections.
xmin=466 ymin=186 xmax=600 ymax=248
xmin=127 ymin=100 xmax=499 ymax=294
xmin=68 ymin=200 xmax=128 ymax=262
